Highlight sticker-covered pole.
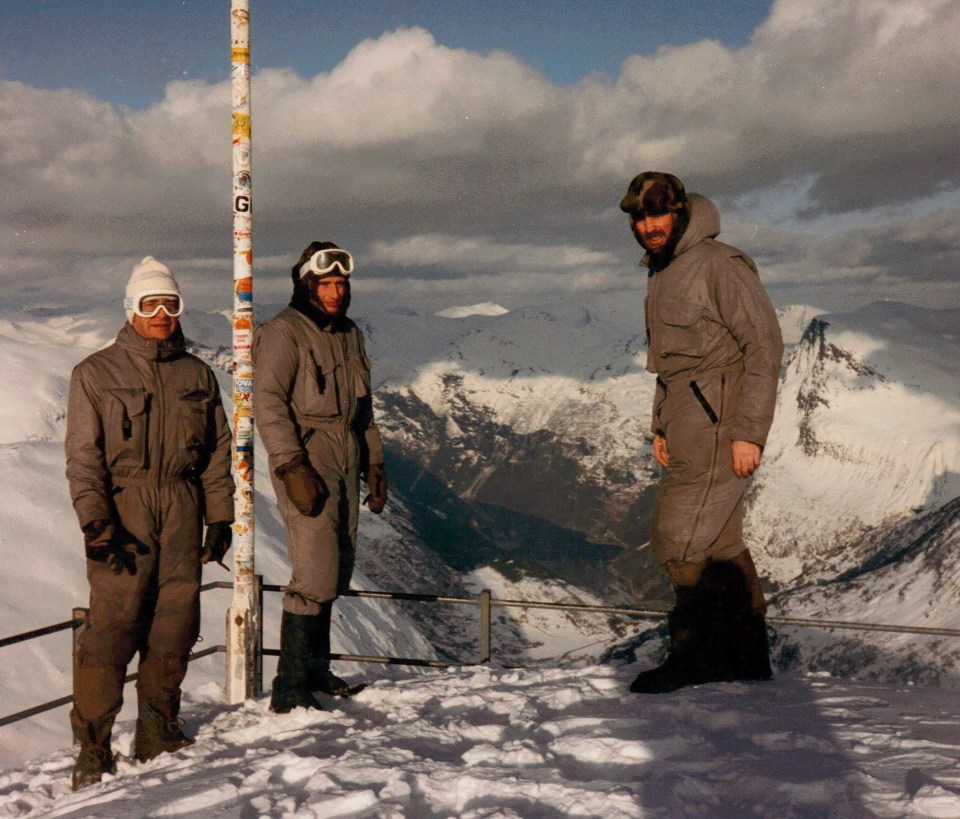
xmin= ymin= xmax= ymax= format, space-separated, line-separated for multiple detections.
xmin=225 ymin=0 xmax=260 ymax=704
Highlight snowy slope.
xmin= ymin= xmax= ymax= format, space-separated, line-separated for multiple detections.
xmin=3 ymin=667 xmax=960 ymax=818
xmin=768 ymin=496 xmax=960 ymax=687
xmin=3 ymin=289 xmax=960 ymax=804
xmin=749 ymin=303 xmax=960 ymax=585
xmin=0 ymin=306 xmax=439 ymax=769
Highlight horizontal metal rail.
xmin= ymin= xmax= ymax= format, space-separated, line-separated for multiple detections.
xmin=0 ymin=645 xmax=226 ymax=728
xmin=0 ymin=618 xmax=82 ymax=650
xmin=765 ymin=615 xmax=960 ymax=638
xmin=3 ymin=582 xmax=959 ymax=730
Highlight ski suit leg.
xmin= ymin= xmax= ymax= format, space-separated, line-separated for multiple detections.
xmin=272 ymin=468 xmax=359 ymax=615
xmin=651 ymin=369 xmax=748 ymax=565
xmin=135 ymin=480 xmax=203 ymax=710
xmin=74 ymin=489 xmax=159 ymax=723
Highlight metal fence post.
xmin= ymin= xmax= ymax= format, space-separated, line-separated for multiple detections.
xmin=254 ymin=573 xmax=263 ymax=696
xmin=71 ymin=608 xmax=87 ymax=741
xmin=479 ymin=589 xmax=492 ymax=663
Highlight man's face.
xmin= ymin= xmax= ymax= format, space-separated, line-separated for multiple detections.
xmin=313 ymin=276 xmax=348 ymax=317
xmin=630 ymin=211 xmax=675 ymax=253
xmin=130 ymin=295 xmax=180 ymax=341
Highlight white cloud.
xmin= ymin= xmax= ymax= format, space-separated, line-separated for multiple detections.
xmin=1 ymin=1 xmax=958 ymax=311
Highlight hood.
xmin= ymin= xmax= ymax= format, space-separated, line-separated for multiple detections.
xmin=674 ymin=193 xmax=721 ymax=255
xmin=642 ymin=193 xmax=721 ymax=270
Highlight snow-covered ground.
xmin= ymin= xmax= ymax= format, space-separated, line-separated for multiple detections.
xmin=2 ymin=666 xmax=960 ymax=818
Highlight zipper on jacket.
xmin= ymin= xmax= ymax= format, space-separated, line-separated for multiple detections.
xmin=682 ymin=373 xmax=726 ymax=560
xmin=689 ymin=380 xmax=719 ymax=424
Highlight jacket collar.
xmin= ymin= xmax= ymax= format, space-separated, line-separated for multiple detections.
xmin=115 ymin=321 xmax=186 ymax=361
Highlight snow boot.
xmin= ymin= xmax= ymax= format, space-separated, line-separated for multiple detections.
xmin=307 ymin=601 xmax=351 ymax=696
xmin=270 ymin=610 xmax=323 ymax=713
xmin=629 ymin=587 xmax=713 ymax=693
xmin=70 ymin=709 xmax=116 ymax=790
xmin=702 ymin=557 xmax=772 ymax=683
xmin=729 ymin=611 xmax=773 ymax=681
xmin=134 ymin=700 xmax=195 ymax=762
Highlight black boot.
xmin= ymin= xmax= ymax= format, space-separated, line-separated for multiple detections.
xmin=134 ymin=700 xmax=195 ymax=763
xmin=704 ymin=559 xmax=773 ymax=683
xmin=730 ymin=611 xmax=773 ymax=681
xmin=70 ymin=708 xmax=116 ymax=790
xmin=270 ymin=610 xmax=323 ymax=713
xmin=306 ymin=601 xmax=351 ymax=696
xmin=630 ymin=588 xmax=713 ymax=694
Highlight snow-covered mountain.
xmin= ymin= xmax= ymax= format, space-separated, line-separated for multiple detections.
xmin=374 ymin=297 xmax=960 ymax=683
xmin=3 ymin=289 xmax=959 ymax=776
xmin=750 ymin=302 xmax=960 ymax=586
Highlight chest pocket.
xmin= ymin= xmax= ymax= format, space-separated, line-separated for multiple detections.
xmin=178 ymin=387 xmax=216 ymax=466
xmin=658 ymin=298 xmax=706 ymax=358
xmin=296 ymin=346 xmax=342 ymax=419
xmin=104 ymin=388 xmax=150 ymax=468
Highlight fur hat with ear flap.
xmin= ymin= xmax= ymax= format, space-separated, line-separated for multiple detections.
xmin=124 ymin=256 xmax=181 ymax=322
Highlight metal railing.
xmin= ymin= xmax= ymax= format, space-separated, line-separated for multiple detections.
xmin=3 ymin=580 xmax=959 ymax=729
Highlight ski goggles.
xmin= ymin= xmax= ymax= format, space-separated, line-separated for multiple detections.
xmin=298 ymin=248 xmax=354 ymax=278
xmin=124 ymin=291 xmax=184 ymax=318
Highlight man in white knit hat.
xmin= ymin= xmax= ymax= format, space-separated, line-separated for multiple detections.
xmin=65 ymin=257 xmax=235 ymax=789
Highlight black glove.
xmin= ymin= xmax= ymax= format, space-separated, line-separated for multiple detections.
xmin=201 ymin=521 xmax=233 ymax=569
xmin=275 ymin=456 xmax=329 ymax=516
xmin=363 ymin=462 xmax=388 ymax=514
xmin=82 ymin=519 xmax=141 ymax=576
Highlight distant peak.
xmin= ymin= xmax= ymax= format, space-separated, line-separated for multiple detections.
xmin=435 ymin=303 xmax=510 ymax=319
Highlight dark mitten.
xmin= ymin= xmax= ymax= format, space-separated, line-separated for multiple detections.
xmin=363 ymin=462 xmax=388 ymax=514
xmin=82 ymin=519 xmax=140 ymax=575
xmin=201 ymin=521 xmax=233 ymax=568
xmin=275 ymin=456 xmax=329 ymax=516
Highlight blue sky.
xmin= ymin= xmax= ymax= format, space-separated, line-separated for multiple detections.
xmin=2 ymin=1 xmax=773 ymax=108
xmin=1 ymin=0 xmax=959 ymax=313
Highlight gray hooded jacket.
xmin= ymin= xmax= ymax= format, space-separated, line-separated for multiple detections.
xmin=644 ymin=194 xmax=783 ymax=564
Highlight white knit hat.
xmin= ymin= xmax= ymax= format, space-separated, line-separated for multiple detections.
xmin=124 ymin=256 xmax=182 ymax=322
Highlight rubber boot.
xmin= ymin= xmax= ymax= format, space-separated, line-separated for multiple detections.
xmin=708 ymin=554 xmax=773 ymax=683
xmin=731 ymin=611 xmax=773 ymax=681
xmin=270 ymin=610 xmax=323 ymax=713
xmin=70 ymin=708 xmax=117 ymax=790
xmin=134 ymin=699 xmax=195 ymax=762
xmin=307 ymin=601 xmax=351 ymax=696
xmin=629 ymin=587 xmax=712 ymax=693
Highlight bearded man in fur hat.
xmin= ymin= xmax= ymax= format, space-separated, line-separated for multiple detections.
xmin=621 ymin=173 xmax=784 ymax=693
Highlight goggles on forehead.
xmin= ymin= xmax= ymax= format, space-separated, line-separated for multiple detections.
xmin=298 ymin=248 xmax=354 ymax=279
xmin=124 ymin=291 xmax=184 ymax=318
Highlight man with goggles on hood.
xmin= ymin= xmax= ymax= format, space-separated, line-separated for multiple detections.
xmin=253 ymin=241 xmax=387 ymax=712
xmin=65 ymin=256 xmax=235 ymax=788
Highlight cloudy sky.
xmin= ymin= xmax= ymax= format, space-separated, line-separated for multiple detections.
xmin=2 ymin=0 xmax=958 ymax=313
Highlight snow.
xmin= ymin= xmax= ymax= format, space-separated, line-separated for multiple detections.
xmin=1 ymin=290 xmax=959 ymax=816
xmin=3 ymin=667 xmax=960 ymax=818
xmin=434 ymin=303 xmax=510 ymax=319
xmin=752 ymin=304 xmax=960 ymax=586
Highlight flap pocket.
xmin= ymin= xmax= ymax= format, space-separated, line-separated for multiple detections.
xmin=106 ymin=388 xmax=148 ymax=418
xmin=104 ymin=388 xmax=149 ymax=467
xmin=295 ymin=347 xmax=341 ymax=419
xmin=178 ymin=386 xmax=216 ymax=455
xmin=659 ymin=298 xmax=703 ymax=327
